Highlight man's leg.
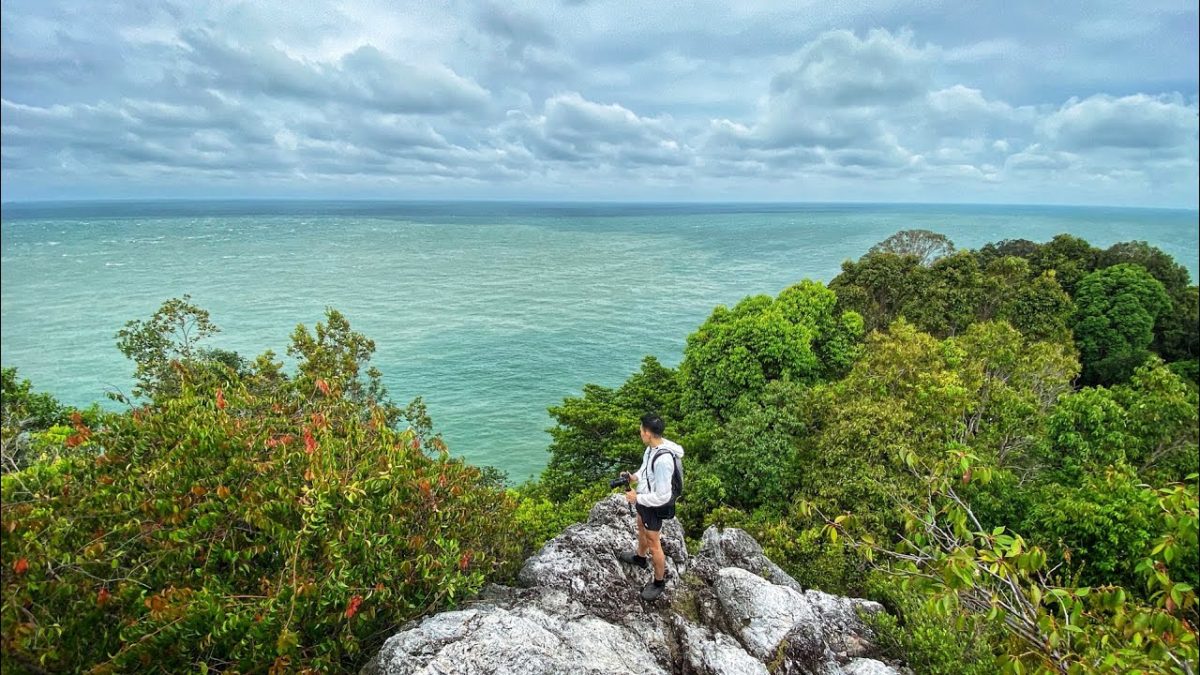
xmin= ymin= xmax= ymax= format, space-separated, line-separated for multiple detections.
xmin=645 ymin=529 xmax=665 ymax=581
xmin=636 ymin=515 xmax=649 ymax=558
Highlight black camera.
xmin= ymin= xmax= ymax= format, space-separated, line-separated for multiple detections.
xmin=609 ymin=473 xmax=631 ymax=489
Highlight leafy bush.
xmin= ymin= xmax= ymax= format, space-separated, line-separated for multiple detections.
xmin=1 ymin=307 xmax=530 ymax=673
xmin=1021 ymin=468 xmax=1158 ymax=589
xmin=509 ymin=483 xmax=608 ymax=552
xmin=2 ymin=367 xmax=107 ymax=473
xmin=864 ymin=577 xmax=996 ymax=675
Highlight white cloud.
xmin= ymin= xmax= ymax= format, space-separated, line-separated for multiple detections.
xmin=507 ymin=92 xmax=692 ymax=167
xmin=769 ymin=29 xmax=934 ymax=108
xmin=1039 ymin=94 xmax=1198 ymax=153
xmin=1 ymin=2 xmax=1197 ymax=206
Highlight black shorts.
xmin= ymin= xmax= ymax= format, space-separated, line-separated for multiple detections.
xmin=636 ymin=502 xmax=676 ymax=532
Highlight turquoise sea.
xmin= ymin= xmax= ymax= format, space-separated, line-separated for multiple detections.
xmin=2 ymin=201 xmax=1197 ymax=481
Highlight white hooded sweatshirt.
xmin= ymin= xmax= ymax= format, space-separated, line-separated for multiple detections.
xmin=633 ymin=438 xmax=684 ymax=508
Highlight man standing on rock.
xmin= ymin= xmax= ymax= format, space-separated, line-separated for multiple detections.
xmin=619 ymin=413 xmax=685 ymax=601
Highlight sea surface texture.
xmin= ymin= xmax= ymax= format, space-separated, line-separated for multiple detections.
xmin=3 ymin=201 xmax=1197 ymax=481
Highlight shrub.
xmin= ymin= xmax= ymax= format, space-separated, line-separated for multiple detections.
xmin=864 ymin=576 xmax=996 ymax=675
xmin=1 ymin=309 xmax=529 ymax=673
xmin=2 ymin=368 xmax=108 ymax=473
xmin=509 ymin=483 xmax=608 ymax=553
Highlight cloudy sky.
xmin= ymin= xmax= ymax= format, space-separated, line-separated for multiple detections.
xmin=2 ymin=1 xmax=1197 ymax=207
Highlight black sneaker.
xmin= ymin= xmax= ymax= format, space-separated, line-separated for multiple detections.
xmin=641 ymin=579 xmax=666 ymax=601
xmin=618 ymin=551 xmax=649 ymax=569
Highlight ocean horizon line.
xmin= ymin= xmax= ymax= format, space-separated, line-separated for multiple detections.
xmin=3 ymin=197 xmax=1197 ymax=215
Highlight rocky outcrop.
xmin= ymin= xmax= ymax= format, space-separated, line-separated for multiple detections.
xmin=363 ymin=495 xmax=903 ymax=675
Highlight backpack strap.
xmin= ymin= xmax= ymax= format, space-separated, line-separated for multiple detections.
xmin=648 ymin=447 xmax=670 ymax=491
xmin=651 ymin=448 xmax=681 ymax=496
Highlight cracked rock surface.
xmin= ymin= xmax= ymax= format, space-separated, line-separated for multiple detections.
xmin=362 ymin=495 xmax=903 ymax=675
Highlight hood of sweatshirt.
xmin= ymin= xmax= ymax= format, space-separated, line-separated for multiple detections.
xmin=654 ymin=438 xmax=684 ymax=458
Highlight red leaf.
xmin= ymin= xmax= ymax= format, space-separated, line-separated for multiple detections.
xmin=97 ymin=588 xmax=111 ymax=606
xmin=216 ymin=388 xmax=227 ymax=410
xmin=315 ymin=379 xmax=330 ymax=396
xmin=304 ymin=429 xmax=317 ymax=455
xmin=13 ymin=558 xmax=29 ymax=575
xmin=459 ymin=551 xmax=472 ymax=571
xmin=345 ymin=595 xmax=363 ymax=619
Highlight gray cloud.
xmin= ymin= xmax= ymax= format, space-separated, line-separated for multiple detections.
xmin=1 ymin=1 xmax=1197 ymax=206
xmin=506 ymin=93 xmax=691 ymax=167
xmin=1040 ymin=94 xmax=1198 ymax=152
xmin=769 ymin=29 xmax=933 ymax=108
xmin=180 ymin=32 xmax=490 ymax=115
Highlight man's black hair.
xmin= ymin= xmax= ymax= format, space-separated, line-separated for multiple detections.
xmin=640 ymin=413 xmax=665 ymax=436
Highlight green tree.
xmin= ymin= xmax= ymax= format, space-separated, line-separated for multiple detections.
xmin=708 ymin=380 xmax=806 ymax=510
xmin=793 ymin=320 xmax=1076 ymax=537
xmin=1 ymin=369 xmax=109 ymax=474
xmin=1036 ymin=387 xmax=1132 ymax=483
xmin=1158 ymin=286 xmax=1199 ymax=373
xmin=1 ymin=368 xmax=66 ymax=432
xmin=681 ymin=279 xmax=863 ymax=421
xmin=804 ymin=459 xmax=1199 ymax=674
xmin=907 ymin=251 xmax=985 ymax=336
xmin=979 ymin=257 xmax=1074 ymax=344
xmin=115 ymin=295 xmax=231 ymax=400
xmin=830 ymin=252 xmax=927 ymax=333
xmin=289 ymin=308 xmax=401 ymax=428
xmin=976 ymin=238 xmax=1040 ymax=267
xmin=1110 ymin=359 xmax=1199 ymax=484
xmin=1098 ymin=241 xmax=1197 ymax=371
xmin=1098 ymin=241 xmax=1191 ymax=297
xmin=1022 ymin=468 xmax=1159 ymax=589
xmin=1029 ymin=234 xmax=1101 ymax=296
xmin=1073 ymin=264 xmax=1172 ymax=385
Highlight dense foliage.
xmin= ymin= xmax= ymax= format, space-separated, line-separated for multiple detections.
xmin=539 ymin=230 xmax=1199 ymax=673
xmin=2 ymin=306 xmax=533 ymax=673
xmin=4 ymin=229 xmax=1197 ymax=674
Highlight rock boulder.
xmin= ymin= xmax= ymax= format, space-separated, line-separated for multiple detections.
xmin=363 ymin=495 xmax=901 ymax=675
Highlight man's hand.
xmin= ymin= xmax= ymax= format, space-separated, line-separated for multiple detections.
xmin=623 ymin=471 xmax=638 ymax=486
xmin=624 ymin=490 xmax=638 ymax=504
